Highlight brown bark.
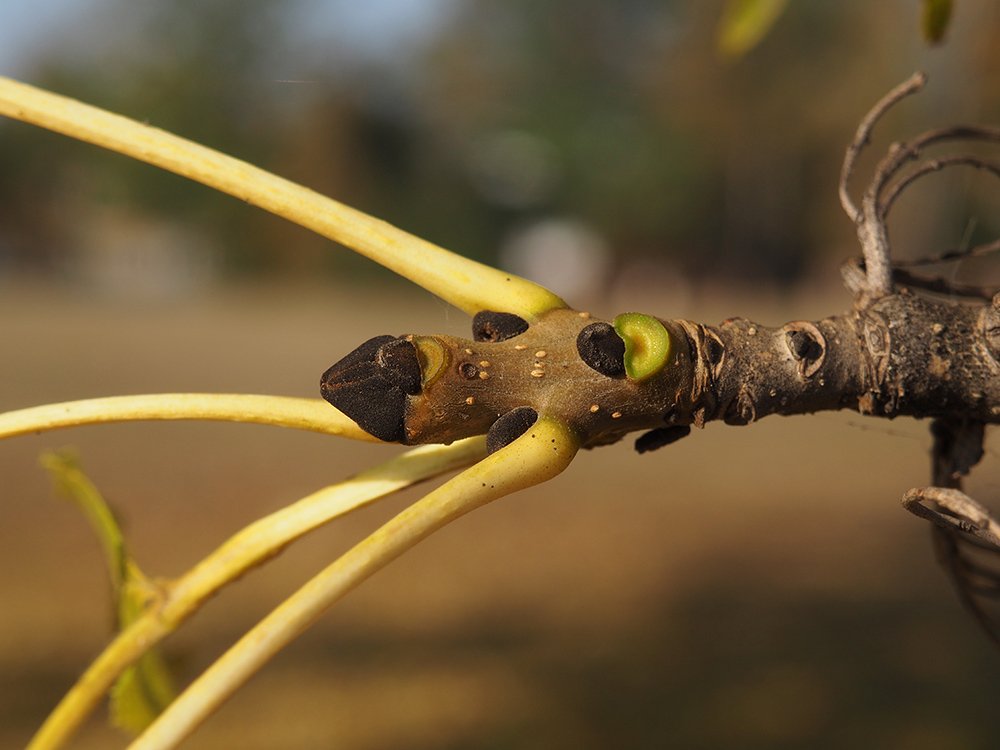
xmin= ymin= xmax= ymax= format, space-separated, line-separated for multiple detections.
xmin=322 ymin=291 xmax=1000 ymax=450
xmin=695 ymin=291 xmax=1000 ymax=429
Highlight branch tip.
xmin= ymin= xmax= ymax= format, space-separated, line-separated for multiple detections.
xmin=840 ymin=71 xmax=928 ymax=224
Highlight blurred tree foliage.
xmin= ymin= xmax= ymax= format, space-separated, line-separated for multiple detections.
xmin=0 ymin=0 xmax=997 ymax=287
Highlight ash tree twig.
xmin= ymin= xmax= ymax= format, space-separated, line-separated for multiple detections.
xmin=839 ymin=70 xmax=1000 ymax=304
xmin=890 ymin=268 xmax=997 ymax=301
xmin=896 ymin=238 xmax=1000 ymax=267
xmin=871 ymin=124 xmax=1000 ymax=205
xmin=1 ymin=70 xmax=999 ymax=750
xmin=866 ymin=122 xmax=1000 ymax=299
xmin=903 ymin=486 xmax=1000 ymax=550
xmin=839 ymin=71 xmax=928 ymax=300
xmin=902 ymin=419 xmax=1000 ymax=647
xmin=879 ymin=154 xmax=1000 ymax=219
xmin=932 ymin=524 xmax=1000 ymax=647
xmin=839 ymin=72 xmax=928 ymax=223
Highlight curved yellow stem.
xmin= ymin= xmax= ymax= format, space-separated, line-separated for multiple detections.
xmin=0 ymin=77 xmax=566 ymax=318
xmin=129 ymin=418 xmax=579 ymax=750
xmin=27 ymin=437 xmax=485 ymax=750
xmin=0 ymin=393 xmax=379 ymax=442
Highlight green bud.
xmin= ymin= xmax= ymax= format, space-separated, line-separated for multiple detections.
xmin=612 ymin=313 xmax=671 ymax=382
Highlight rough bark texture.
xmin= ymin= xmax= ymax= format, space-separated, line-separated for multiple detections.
xmin=695 ymin=291 xmax=1000 ymax=429
xmin=322 ymin=292 xmax=1000 ymax=450
xmin=318 ymin=73 xmax=1000 ymax=645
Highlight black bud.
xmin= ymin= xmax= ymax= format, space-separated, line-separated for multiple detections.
xmin=486 ymin=406 xmax=539 ymax=455
xmin=576 ymin=322 xmax=626 ymax=378
xmin=472 ymin=311 xmax=529 ymax=342
xmin=376 ymin=338 xmax=422 ymax=395
xmin=320 ymin=335 xmax=422 ymax=443
xmin=635 ymin=425 xmax=691 ymax=454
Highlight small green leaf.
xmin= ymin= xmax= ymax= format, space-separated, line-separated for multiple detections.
xmin=717 ymin=0 xmax=790 ymax=58
xmin=110 ymin=645 xmax=177 ymax=735
xmin=41 ymin=451 xmax=175 ymax=734
xmin=42 ymin=451 xmax=129 ymax=590
xmin=921 ymin=0 xmax=953 ymax=44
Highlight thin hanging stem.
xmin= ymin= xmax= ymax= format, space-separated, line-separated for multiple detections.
xmin=129 ymin=418 xmax=579 ymax=750
xmin=28 ymin=437 xmax=486 ymax=750
xmin=0 ymin=394 xmax=378 ymax=442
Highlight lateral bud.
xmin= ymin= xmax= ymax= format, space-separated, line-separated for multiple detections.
xmin=635 ymin=425 xmax=691 ymax=454
xmin=576 ymin=322 xmax=626 ymax=378
xmin=472 ymin=311 xmax=529 ymax=342
xmin=486 ymin=407 xmax=539 ymax=455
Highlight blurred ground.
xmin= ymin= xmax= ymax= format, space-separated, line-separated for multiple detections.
xmin=1 ymin=276 xmax=998 ymax=749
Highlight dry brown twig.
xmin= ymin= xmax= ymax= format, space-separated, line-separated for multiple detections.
xmin=838 ymin=73 xmax=1000 ymax=643
xmin=840 ymin=71 xmax=929 ymax=300
xmin=898 ymin=238 xmax=1000 ymax=267
xmin=839 ymin=71 xmax=1000 ymax=304
xmin=903 ymin=419 xmax=1000 ymax=647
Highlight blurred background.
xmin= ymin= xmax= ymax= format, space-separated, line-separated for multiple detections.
xmin=1 ymin=1 xmax=999 ymax=748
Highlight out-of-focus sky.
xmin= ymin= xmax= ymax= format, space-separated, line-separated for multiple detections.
xmin=0 ymin=1 xmax=82 ymax=73
xmin=0 ymin=1 xmax=997 ymax=300
xmin=0 ymin=0 xmax=456 ymax=73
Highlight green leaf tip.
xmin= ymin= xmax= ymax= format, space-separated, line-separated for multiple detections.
xmin=613 ymin=313 xmax=672 ymax=382
xmin=717 ymin=0 xmax=790 ymax=58
xmin=40 ymin=450 xmax=176 ymax=734
xmin=921 ymin=0 xmax=953 ymax=44
xmin=41 ymin=450 xmax=129 ymax=588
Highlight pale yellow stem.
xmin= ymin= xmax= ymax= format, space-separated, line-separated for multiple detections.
xmin=0 ymin=394 xmax=379 ymax=442
xmin=130 ymin=418 xmax=579 ymax=750
xmin=0 ymin=77 xmax=566 ymax=318
xmin=29 ymin=617 xmax=171 ymax=750
xmin=162 ymin=437 xmax=486 ymax=619
xmin=28 ymin=437 xmax=485 ymax=750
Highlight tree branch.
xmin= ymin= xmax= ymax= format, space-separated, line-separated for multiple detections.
xmin=891 ymin=267 xmax=997 ymax=301
xmin=839 ymin=71 xmax=928 ymax=224
xmin=841 ymin=72 xmax=1000 ymax=304
xmin=896 ymin=238 xmax=1000 ymax=268
xmin=902 ymin=419 xmax=1000 ymax=648
xmin=879 ymin=154 xmax=1000 ymax=219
